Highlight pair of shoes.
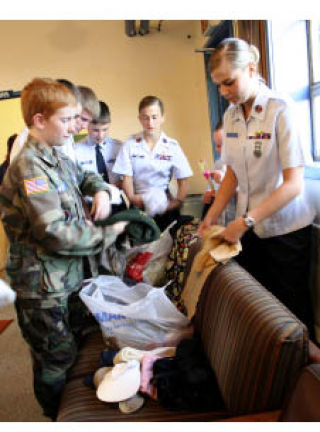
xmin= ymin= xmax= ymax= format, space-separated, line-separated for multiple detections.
xmin=119 ymin=394 xmax=145 ymax=414
xmin=139 ymin=29 xmax=149 ymax=36
xmin=113 ymin=346 xmax=176 ymax=364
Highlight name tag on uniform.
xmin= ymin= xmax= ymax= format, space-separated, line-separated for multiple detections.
xmin=155 ymin=154 xmax=172 ymax=161
xmin=226 ymin=132 xmax=238 ymax=138
xmin=79 ymin=160 xmax=93 ymax=165
xmin=132 ymin=154 xmax=145 ymax=158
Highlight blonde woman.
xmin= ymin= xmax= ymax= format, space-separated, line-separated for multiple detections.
xmin=198 ymin=37 xmax=315 ymax=337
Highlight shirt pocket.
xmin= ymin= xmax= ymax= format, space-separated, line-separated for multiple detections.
xmin=37 ymin=251 xmax=82 ymax=294
xmin=131 ymin=154 xmax=147 ymax=172
xmin=6 ymin=244 xmax=42 ymax=295
xmin=79 ymin=160 xmax=95 ymax=173
xmin=55 ymin=178 xmax=80 ymax=219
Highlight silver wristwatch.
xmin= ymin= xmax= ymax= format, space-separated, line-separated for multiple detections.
xmin=243 ymin=214 xmax=256 ymax=229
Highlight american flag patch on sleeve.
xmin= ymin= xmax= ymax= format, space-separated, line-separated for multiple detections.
xmin=24 ymin=176 xmax=49 ymax=196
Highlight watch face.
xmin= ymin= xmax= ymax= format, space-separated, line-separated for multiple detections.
xmin=244 ymin=217 xmax=255 ymax=228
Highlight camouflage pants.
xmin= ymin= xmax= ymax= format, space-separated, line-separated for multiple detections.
xmin=15 ymin=289 xmax=98 ymax=420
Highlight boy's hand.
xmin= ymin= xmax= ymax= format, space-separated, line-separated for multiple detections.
xmin=91 ymin=191 xmax=111 ymax=222
xmin=131 ymin=194 xmax=144 ymax=209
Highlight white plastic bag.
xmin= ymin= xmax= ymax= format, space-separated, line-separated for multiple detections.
xmin=80 ymin=275 xmax=192 ymax=350
xmin=125 ymin=224 xmax=174 ymax=286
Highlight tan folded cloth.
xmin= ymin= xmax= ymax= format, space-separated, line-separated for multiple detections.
xmin=181 ymin=225 xmax=241 ymax=319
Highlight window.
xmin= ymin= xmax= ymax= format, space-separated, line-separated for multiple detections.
xmin=268 ymin=20 xmax=320 ymax=163
xmin=267 ymin=20 xmax=313 ymax=162
xmin=309 ymin=21 xmax=320 ymax=160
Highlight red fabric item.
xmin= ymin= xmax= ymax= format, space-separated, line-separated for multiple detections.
xmin=126 ymin=252 xmax=153 ymax=282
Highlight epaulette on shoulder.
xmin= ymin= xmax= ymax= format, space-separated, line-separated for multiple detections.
xmin=268 ymin=91 xmax=293 ymax=106
xmin=166 ymin=137 xmax=178 ymax=146
xmin=112 ymin=138 xmax=122 ymax=146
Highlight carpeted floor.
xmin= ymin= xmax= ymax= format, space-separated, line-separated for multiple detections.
xmin=0 ymin=304 xmax=49 ymax=422
xmin=0 ymin=319 xmax=13 ymax=334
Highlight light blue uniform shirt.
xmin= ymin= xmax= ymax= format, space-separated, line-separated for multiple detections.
xmin=222 ymin=84 xmax=315 ymax=238
xmin=74 ymin=136 xmax=122 ymax=184
xmin=112 ymin=132 xmax=193 ymax=194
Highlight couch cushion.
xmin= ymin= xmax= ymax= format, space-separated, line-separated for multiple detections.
xmin=58 ymin=331 xmax=229 ymax=422
xmin=193 ymin=259 xmax=309 ymax=415
xmin=280 ymin=363 xmax=320 ymax=421
xmin=309 ymin=223 xmax=320 ymax=343
xmin=58 ymin=376 xmax=229 ymax=422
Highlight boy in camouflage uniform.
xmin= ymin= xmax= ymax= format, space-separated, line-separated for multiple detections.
xmin=0 ymin=78 xmax=123 ymax=420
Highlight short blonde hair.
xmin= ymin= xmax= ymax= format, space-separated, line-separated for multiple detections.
xmin=21 ymin=78 xmax=76 ymax=127
xmin=209 ymin=37 xmax=260 ymax=73
xmin=78 ymin=86 xmax=100 ymax=119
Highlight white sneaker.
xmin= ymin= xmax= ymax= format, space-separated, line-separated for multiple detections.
xmin=0 ymin=279 xmax=16 ymax=309
xmin=113 ymin=346 xmax=176 ymax=364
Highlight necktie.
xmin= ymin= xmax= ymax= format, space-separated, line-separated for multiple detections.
xmin=95 ymin=144 xmax=109 ymax=183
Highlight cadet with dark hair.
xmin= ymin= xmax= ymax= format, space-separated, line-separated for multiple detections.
xmin=75 ymin=100 xmax=122 ymax=187
xmin=113 ymin=95 xmax=193 ymax=231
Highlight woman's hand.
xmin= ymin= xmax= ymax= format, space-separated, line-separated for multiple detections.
xmin=202 ymin=190 xmax=215 ymax=204
xmin=91 ymin=191 xmax=111 ymax=222
xmin=197 ymin=212 xmax=217 ymax=237
xmin=220 ymin=217 xmax=248 ymax=243
xmin=211 ymin=169 xmax=224 ymax=184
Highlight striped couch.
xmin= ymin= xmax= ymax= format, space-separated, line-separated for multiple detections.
xmin=57 ymin=244 xmax=315 ymax=422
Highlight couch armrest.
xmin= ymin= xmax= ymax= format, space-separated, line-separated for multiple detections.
xmin=280 ymin=363 xmax=320 ymax=421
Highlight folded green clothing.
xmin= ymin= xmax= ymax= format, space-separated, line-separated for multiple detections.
xmin=95 ymin=209 xmax=161 ymax=246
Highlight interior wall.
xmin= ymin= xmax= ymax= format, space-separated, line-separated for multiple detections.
xmin=0 ymin=20 xmax=213 ymax=190
xmin=0 ymin=20 xmax=214 ymax=274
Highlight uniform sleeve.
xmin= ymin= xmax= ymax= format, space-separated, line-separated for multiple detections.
xmin=220 ymin=111 xmax=229 ymax=166
xmin=112 ymin=141 xmax=133 ymax=176
xmin=78 ymin=167 xmax=112 ymax=197
xmin=107 ymin=141 xmax=122 ymax=184
xmin=276 ymin=101 xmax=305 ymax=169
xmin=171 ymin=143 xmax=193 ymax=179
xmin=11 ymin=158 xmax=105 ymax=254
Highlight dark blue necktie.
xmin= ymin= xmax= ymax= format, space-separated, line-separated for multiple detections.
xmin=95 ymin=144 xmax=109 ymax=183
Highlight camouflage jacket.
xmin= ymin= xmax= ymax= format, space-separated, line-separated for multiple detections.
xmin=0 ymin=137 xmax=112 ymax=300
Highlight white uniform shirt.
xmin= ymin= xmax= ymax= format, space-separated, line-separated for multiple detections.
xmin=10 ymin=127 xmax=29 ymax=162
xmin=74 ymin=136 xmax=122 ymax=184
xmin=112 ymin=132 xmax=193 ymax=194
xmin=10 ymin=128 xmax=77 ymax=163
xmin=58 ymin=136 xmax=77 ymax=163
xmin=221 ymin=84 xmax=315 ymax=238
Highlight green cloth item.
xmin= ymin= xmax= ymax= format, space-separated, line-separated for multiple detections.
xmin=74 ymin=133 xmax=87 ymax=142
xmin=95 ymin=209 xmax=161 ymax=246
